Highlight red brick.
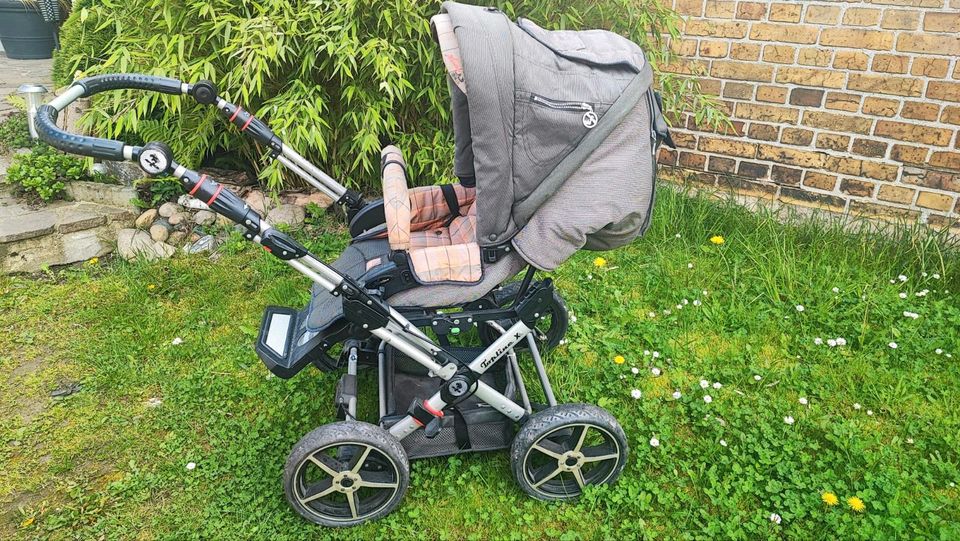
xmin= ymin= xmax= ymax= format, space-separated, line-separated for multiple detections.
xmin=737 ymin=161 xmax=769 ymax=179
xmin=707 ymin=155 xmax=736 ymax=173
xmin=658 ymin=148 xmax=678 ymax=166
xmin=679 ymin=151 xmax=707 ymax=170
xmin=875 ymin=121 xmax=954 ymax=146
xmin=848 ymin=74 xmax=923 ymax=97
xmin=821 ymin=29 xmax=893 ymax=50
xmin=904 ymin=170 xmax=960 ymax=191
xmin=672 ymin=131 xmax=698 ymax=149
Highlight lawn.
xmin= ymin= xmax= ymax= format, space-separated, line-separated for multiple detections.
xmin=1 ymin=187 xmax=959 ymax=540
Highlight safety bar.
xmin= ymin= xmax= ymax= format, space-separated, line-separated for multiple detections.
xmin=34 ymin=72 xmax=362 ymax=211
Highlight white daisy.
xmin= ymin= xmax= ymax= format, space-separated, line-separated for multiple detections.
xmin=682 ymin=299 xmax=689 ymax=305
xmin=827 ymin=339 xmax=837 ymax=347
xmin=675 ymin=233 xmax=681 ymax=238
xmin=832 ymin=287 xmax=840 ymax=293
xmin=754 ymin=374 xmax=762 ymax=381
xmin=713 ymin=382 xmax=722 ymax=389
xmin=836 ymin=337 xmax=847 ymax=346
xmin=935 ymin=348 xmax=943 ymax=355
xmin=649 ymin=437 xmax=660 ymax=447
xmin=631 ymin=367 xmax=639 ymax=375
xmin=867 ymin=410 xmax=873 ymax=416
xmin=186 ymin=462 xmax=196 ymax=471
xmin=699 ymin=379 xmax=710 ymax=389
xmin=172 ymin=337 xmax=183 ymax=346
xmin=651 ymin=367 xmax=662 ymax=376
xmin=898 ymin=274 xmax=908 ymax=282
xmin=644 ymin=350 xmax=650 ymax=356
xmin=652 ymin=351 xmax=661 ymax=359
xmin=769 ymin=513 xmax=782 ymax=525
xmin=687 ymin=263 xmax=694 ymax=269
xmin=631 ymin=389 xmax=642 ymax=399
xmin=899 ymin=292 xmax=907 ymax=299
xmin=693 ymin=299 xmax=701 ymax=306
xmin=932 ymin=273 xmax=940 ymax=279
xmin=676 ymin=304 xmax=683 ymax=310
xmin=798 ymin=397 xmax=808 ymax=405
xmin=906 ymin=438 xmax=914 ymax=444
xmin=647 ymin=312 xmax=656 ymax=318
xmin=853 ymin=403 xmax=862 ymax=410
xmin=814 ymin=337 xmax=823 ymax=345
xmin=703 ymin=395 xmax=713 ymax=403
xmin=672 ymin=391 xmax=682 ymax=399
xmin=784 ymin=416 xmax=795 ymax=425
xmin=903 ymin=311 xmax=919 ymax=319
xmin=795 ymin=305 xmax=805 ymax=312
xmin=719 ymin=439 xmax=727 ymax=447
xmin=888 ymin=342 xmax=898 ymax=349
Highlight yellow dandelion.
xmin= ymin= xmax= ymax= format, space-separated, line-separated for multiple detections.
xmin=710 ymin=235 xmax=725 ymax=245
xmin=147 ymin=284 xmax=156 ymax=290
xmin=847 ymin=496 xmax=865 ymax=513
xmin=86 ymin=257 xmax=99 ymax=265
xmin=593 ymin=257 xmax=607 ymax=268
xmin=821 ymin=492 xmax=839 ymax=506
xmin=613 ymin=355 xmax=626 ymax=365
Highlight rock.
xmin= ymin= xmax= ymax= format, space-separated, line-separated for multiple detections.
xmin=168 ymin=231 xmax=187 ymax=246
xmin=158 ymin=202 xmax=181 ymax=218
xmin=149 ymin=224 xmax=170 ymax=242
xmin=244 ymin=190 xmax=269 ymax=215
xmin=266 ymin=204 xmax=306 ymax=229
xmin=168 ymin=212 xmax=189 ymax=226
xmin=194 ymin=210 xmax=217 ymax=226
xmin=292 ymin=192 xmax=335 ymax=209
xmin=189 ymin=233 xmax=202 ymax=243
xmin=178 ymin=194 xmax=210 ymax=210
xmin=185 ymin=234 xmax=219 ymax=254
xmin=216 ymin=215 xmax=233 ymax=227
xmin=153 ymin=241 xmax=175 ymax=259
xmin=64 ymin=181 xmax=137 ymax=209
xmin=117 ymin=229 xmax=157 ymax=260
xmin=100 ymin=160 xmax=145 ymax=185
xmin=135 ymin=209 xmax=158 ymax=229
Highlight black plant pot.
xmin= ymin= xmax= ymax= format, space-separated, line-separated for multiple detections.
xmin=0 ymin=0 xmax=58 ymax=60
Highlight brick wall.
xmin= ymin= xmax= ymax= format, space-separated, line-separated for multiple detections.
xmin=659 ymin=0 xmax=960 ymax=233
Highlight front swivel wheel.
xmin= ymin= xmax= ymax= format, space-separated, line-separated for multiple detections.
xmin=284 ymin=421 xmax=409 ymax=527
xmin=510 ymin=404 xmax=628 ymax=501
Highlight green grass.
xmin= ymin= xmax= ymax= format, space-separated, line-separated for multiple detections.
xmin=2 ymin=188 xmax=959 ymax=540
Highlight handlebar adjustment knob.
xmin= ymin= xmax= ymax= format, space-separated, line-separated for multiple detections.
xmin=190 ymin=80 xmax=218 ymax=105
xmin=138 ymin=141 xmax=174 ymax=176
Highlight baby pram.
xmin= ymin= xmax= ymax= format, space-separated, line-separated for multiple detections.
xmin=35 ymin=2 xmax=671 ymax=526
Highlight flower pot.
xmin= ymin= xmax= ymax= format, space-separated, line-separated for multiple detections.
xmin=0 ymin=0 xmax=58 ymax=60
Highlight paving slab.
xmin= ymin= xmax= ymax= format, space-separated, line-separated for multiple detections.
xmin=0 ymin=52 xmax=53 ymax=116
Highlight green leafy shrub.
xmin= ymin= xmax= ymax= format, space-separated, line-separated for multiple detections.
xmin=4 ymin=145 xmax=90 ymax=202
xmin=131 ymin=176 xmax=185 ymax=209
xmin=56 ymin=0 xmax=724 ymax=193
xmin=0 ymin=112 xmax=37 ymax=153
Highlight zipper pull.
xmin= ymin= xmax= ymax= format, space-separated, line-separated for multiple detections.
xmin=582 ymin=107 xmax=598 ymax=129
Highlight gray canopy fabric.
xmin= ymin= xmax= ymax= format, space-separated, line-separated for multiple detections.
xmin=440 ymin=2 xmax=666 ymax=271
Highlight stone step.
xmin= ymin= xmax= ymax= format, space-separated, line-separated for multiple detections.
xmin=1 ymin=191 xmax=135 ymax=273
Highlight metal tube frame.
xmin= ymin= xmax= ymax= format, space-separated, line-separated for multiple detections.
xmin=42 ymin=79 xmax=542 ymax=445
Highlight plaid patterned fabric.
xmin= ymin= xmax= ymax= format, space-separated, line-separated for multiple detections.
xmin=382 ymin=145 xmax=411 ymax=251
xmin=409 ymin=242 xmax=482 ymax=283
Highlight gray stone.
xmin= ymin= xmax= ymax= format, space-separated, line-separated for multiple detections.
xmin=184 ymin=234 xmax=219 ymax=254
xmin=194 ymin=210 xmax=217 ymax=225
xmin=99 ymin=161 xmax=145 ymax=186
xmin=153 ymin=241 xmax=175 ymax=259
xmin=178 ymin=194 xmax=209 ymax=210
xmin=244 ymin=190 xmax=269 ymax=215
xmin=0 ymin=211 xmax=57 ymax=243
xmin=135 ymin=209 xmax=158 ymax=229
xmin=56 ymin=209 xmax=106 ymax=234
xmin=168 ymin=212 xmax=189 ymax=226
xmin=149 ymin=224 xmax=170 ymax=242
xmin=168 ymin=230 xmax=187 ymax=246
xmin=158 ymin=202 xmax=181 ymax=218
xmin=64 ymin=181 xmax=137 ymax=209
xmin=292 ymin=191 xmax=335 ymax=209
xmin=266 ymin=204 xmax=306 ymax=229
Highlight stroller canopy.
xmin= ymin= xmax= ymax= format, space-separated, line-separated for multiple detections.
xmin=434 ymin=2 xmax=665 ymax=270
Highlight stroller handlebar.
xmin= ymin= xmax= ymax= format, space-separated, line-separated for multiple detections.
xmin=75 ymin=73 xmax=187 ymax=98
xmin=35 ymin=104 xmax=129 ymax=161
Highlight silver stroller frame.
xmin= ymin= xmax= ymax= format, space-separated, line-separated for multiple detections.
xmin=36 ymin=74 xmax=629 ymax=527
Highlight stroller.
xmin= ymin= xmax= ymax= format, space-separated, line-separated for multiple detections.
xmin=35 ymin=2 xmax=671 ymax=527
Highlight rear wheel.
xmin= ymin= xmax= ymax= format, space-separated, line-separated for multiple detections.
xmin=510 ymin=404 xmax=628 ymax=501
xmin=479 ymin=281 xmax=569 ymax=350
xmin=284 ymin=421 xmax=409 ymax=527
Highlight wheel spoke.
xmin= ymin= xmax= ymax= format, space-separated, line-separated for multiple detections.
xmin=530 ymin=463 xmax=563 ymax=488
xmin=350 ymin=445 xmax=373 ymax=474
xmin=299 ymin=479 xmax=337 ymax=504
xmin=571 ymin=467 xmax=586 ymax=489
xmin=581 ymin=444 xmax=619 ymax=463
xmin=357 ymin=470 xmax=398 ymax=490
xmin=531 ymin=438 xmax=565 ymax=459
xmin=572 ymin=425 xmax=589 ymax=452
xmin=308 ymin=453 xmax=342 ymax=477
xmin=346 ymin=491 xmax=359 ymax=519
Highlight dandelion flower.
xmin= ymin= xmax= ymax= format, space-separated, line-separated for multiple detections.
xmin=631 ymin=389 xmax=642 ymax=399
xmin=769 ymin=512 xmax=782 ymax=525
xmin=631 ymin=367 xmax=639 ymax=375
xmin=710 ymin=235 xmax=725 ymax=245
xmin=703 ymin=395 xmax=713 ymax=403
xmin=148 ymin=284 xmax=156 ymax=290
xmin=651 ymin=367 xmax=662 ymax=376
xmin=822 ymin=492 xmax=839 ymax=506
xmin=784 ymin=416 xmax=795 ymax=425
xmin=649 ymin=437 xmax=660 ymax=447
xmin=799 ymin=397 xmax=808 ymax=405
xmin=795 ymin=305 xmax=805 ymax=312
xmin=672 ymin=391 xmax=682 ymax=399
xmin=614 ymin=355 xmax=626 ymax=365
xmin=888 ymin=342 xmax=898 ymax=349
xmin=593 ymin=257 xmax=607 ymax=268
xmin=700 ymin=379 xmax=710 ymax=389
xmin=847 ymin=496 xmax=866 ymax=513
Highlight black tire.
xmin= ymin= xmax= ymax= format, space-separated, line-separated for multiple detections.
xmin=510 ymin=404 xmax=628 ymax=501
xmin=479 ymin=281 xmax=569 ymax=350
xmin=284 ymin=421 xmax=409 ymax=527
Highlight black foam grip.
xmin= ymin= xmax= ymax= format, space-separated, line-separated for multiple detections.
xmin=76 ymin=73 xmax=184 ymax=97
xmin=180 ymin=169 xmax=262 ymax=232
xmin=34 ymin=105 xmax=127 ymax=161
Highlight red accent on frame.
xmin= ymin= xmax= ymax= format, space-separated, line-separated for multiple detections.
xmin=206 ymin=184 xmax=223 ymax=206
xmin=412 ymin=418 xmax=424 ymax=427
xmin=229 ymin=106 xmax=242 ymax=122
xmin=240 ymin=115 xmax=255 ymax=131
xmin=423 ymin=402 xmax=444 ymax=418
xmin=189 ymin=174 xmax=207 ymax=196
